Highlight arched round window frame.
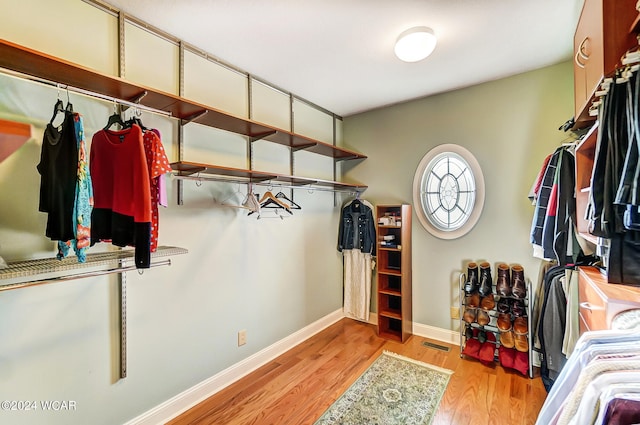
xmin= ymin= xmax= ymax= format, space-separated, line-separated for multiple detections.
xmin=412 ymin=144 xmax=485 ymax=240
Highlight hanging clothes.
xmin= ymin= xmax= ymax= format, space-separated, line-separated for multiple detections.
xmin=90 ymin=124 xmax=152 ymax=269
xmin=535 ymin=330 xmax=640 ymax=425
xmin=531 ymin=145 xmax=586 ymax=265
xmin=338 ymin=198 xmax=376 ymax=322
xmin=37 ymin=106 xmax=78 ymax=243
xmin=587 ymin=67 xmax=640 ymax=285
xmin=142 ymin=129 xmax=172 ymax=252
xmin=337 ymin=198 xmax=376 ymax=254
xmin=57 ymin=113 xmax=93 ymax=262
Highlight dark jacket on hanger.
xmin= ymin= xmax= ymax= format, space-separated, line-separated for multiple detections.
xmin=337 ymin=199 xmax=376 ymax=255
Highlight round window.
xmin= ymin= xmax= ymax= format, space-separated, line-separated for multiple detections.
xmin=412 ymin=144 xmax=484 ymax=239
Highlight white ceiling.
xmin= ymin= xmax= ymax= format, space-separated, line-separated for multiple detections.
xmin=104 ymin=0 xmax=585 ymax=117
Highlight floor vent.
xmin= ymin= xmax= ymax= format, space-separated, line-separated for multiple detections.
xmin=422 ymin=341 xmax=451 ymax=352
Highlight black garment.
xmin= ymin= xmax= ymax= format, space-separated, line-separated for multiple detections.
xmin=337 ymin=199 xmax=376 ymax=255
xmin=536 ymin=264 xmax=567 ymax=392
xmin=37 ymin=110 xmax=78 ymax=242
xmin=552 ymin=148 xmax=580 ymax=266
xmin=531 ymin=147 xmax=561 ymax=247
xmin=589 ymin=78 xmax=631 ymax=237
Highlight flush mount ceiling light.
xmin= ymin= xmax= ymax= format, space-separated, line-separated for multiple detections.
xmin=394 ymin=26 xmax=437 ymax=62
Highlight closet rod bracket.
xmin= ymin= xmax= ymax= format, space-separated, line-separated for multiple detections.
xmin=120 ymin=90 xmax=148 ymax=112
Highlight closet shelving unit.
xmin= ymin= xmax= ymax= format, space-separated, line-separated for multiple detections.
xmin=0 ymin=39 xmax=368 ymax=198
xmin=375 ymin=204 xmax=412 ymax=342
xmin=0 ymin=35 xmax=368 ymax=377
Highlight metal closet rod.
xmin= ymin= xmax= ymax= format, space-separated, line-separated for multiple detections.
xmin=0 ymin=67 xmax=172 ymax=118
xmin=0 ymin=259 xmax=172 ymax=292
xmin=173 ymin=174 xmax=364 ymax=195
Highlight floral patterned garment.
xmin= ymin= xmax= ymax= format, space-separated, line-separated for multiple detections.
xmin=143 ymin=129 xmax=172 ymax=252
xmin=57 ymin=113 xmax=93 ymax=262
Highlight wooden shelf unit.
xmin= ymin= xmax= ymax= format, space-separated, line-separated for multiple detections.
xmin=0 ymin=39 xmax=367 ymax=162
xmin=375 ymin=204 xmax=412 ymax=342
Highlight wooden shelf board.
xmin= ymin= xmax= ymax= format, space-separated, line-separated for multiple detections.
xmin=378 ymin=268 xmax=403 ymax=276
xmin=377 ymin=330 xmax=402 ymax=342
xmin=263 ymin=130 xmax=367 ymax=160
xmin=379 ymin=310 xmax=402 ymax=320
xmin=0 ymin=39 xmax=366 ymax=161
xmin=379 ymin=289 xmax=402 ymax=296
xmin=171 ymin=161 xmax=368 ymax=191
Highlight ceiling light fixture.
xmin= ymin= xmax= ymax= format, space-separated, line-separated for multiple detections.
xmin=394 ymin=26 xmax=437 ymax=63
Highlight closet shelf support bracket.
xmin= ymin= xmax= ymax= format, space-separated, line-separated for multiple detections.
xmin=180 ymin=110 xmax=209 ymax=125
xmin=291 ymin=142 xmax=317 ymax=152
xmin=249 ymin=130 xmax=277 ymax=143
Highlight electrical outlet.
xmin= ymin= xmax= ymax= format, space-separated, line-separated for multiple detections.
xmin=238 ymin=330 xmax=247 ymax=346
xmin=450 ymin=307 xmax=460 ymax=320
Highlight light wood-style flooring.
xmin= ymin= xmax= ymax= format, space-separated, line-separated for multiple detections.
xmin=169 ymin=318 xmax=548 ymax=425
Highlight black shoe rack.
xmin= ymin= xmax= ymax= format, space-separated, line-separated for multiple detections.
xmin=458 ymin=267 xmax=534 ymax=378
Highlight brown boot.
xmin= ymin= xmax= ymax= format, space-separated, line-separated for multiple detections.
xmin=511 ymin=264 xmax=526 ymax=299
xmin=496 ymin=263 xmax=512 ymax=297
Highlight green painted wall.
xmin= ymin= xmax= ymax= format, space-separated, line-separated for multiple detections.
xmin=343 ymin=61 xmax=574 ymax=329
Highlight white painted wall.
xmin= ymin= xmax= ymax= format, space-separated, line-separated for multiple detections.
xmin=0 ymin=1 xmax=345 ymax=424
xmin=343 ymin=61 xmax=574 ymax=331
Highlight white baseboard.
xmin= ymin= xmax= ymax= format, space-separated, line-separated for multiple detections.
xmin=125 ymin=310 xmax=458 ymax=425
xmin=351 ymin=312 xmax=459 ymax=346
xmin=124 ymin=309 xmax=344 ymax=425
xmin=412 ymin=322 xmax=460 ymax=346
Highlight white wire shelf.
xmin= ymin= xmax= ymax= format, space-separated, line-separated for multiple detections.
xmin=0 ymin=245 xmax=188 ymax=291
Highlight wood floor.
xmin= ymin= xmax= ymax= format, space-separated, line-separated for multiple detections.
xmin=168 ymin=318 xmax=548 ymax=425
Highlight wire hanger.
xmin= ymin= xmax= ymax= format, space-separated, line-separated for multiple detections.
xmin=220 ymin=185 xmax=251 ymax=210
xmin=258 ymin=191 xmax=292 ymax=214
xmin=275 ymin=191 xmax=301 ymax=210
xmin=65 ymin=87 xmax=73 ymax=113
xmin=124 ymin=105 xmax=148 ymax=132
xmin=49 ymin=85 xmax=66 ymax=126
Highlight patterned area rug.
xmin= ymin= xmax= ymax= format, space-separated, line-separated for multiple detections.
xmin=314 ymin=351 xmax=453 ymax=425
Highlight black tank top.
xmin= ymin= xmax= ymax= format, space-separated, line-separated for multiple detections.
xmin=37 ymin=111 xmax=78 ymax=242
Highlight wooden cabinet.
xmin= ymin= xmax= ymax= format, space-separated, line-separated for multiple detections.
xmin=376 ymin=204 xmax=412 ymax=342
xmin=573 ymin=0 xmax=637 ymax=128
xmin=578 ymin=266 xmax=640 ymax=334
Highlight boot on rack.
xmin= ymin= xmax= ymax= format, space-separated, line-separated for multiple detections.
xmin=464 ymin=262 xmax=479 ymax=295
xmin=496 ymin=263 xmax=512 ymax=297
xmin=478 ymin=262 xmax=493 ymax=297
xmin=511 ymin=264 xmax=527 ymax=299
